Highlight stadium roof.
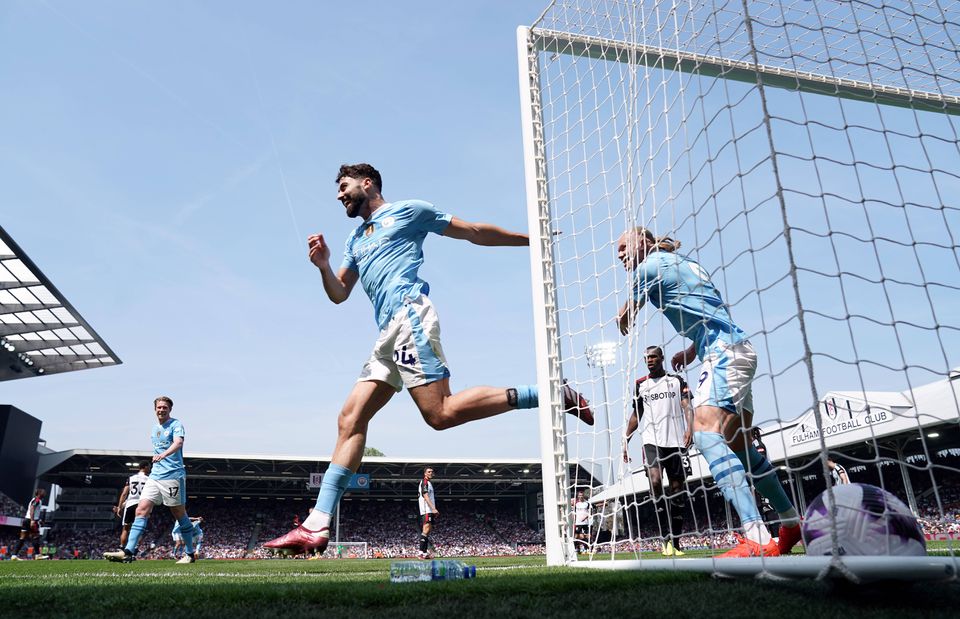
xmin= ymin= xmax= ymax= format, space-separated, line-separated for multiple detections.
xmin=762 ymin=368 xmax=960 ymax=460
xmin=38 ymin=450 xmax=597 ymax=501
xmin=0 ymin=226 xmax=120 ymax=381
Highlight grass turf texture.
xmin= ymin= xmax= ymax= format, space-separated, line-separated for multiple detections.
xmin=2 ymin=555 xmax=959 ymax=618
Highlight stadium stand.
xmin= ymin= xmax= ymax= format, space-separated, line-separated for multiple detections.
xmin=2 ymin=478 xmax=956 ymax=560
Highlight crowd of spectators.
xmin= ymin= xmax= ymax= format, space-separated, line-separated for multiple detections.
xmin=1 ymin=499 xmax=545 ymax=560
xmin=0 ymin=492 xmax=23 ymax=518
xmin=916 ymin=478 xmax=960 ymax=536
xmin=1 ymin=501 xmax=254 ymax=560
xmin=576 ymin=477 xmax=960 ymax=553
xmin=4 ymin=475 xmax=959 ymax=560
xmin=256 ymin=500 xmax=542 ymax=558
xmin=585 ymin=532 xmax=740 ymax=555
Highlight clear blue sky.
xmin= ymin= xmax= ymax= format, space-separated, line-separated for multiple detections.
xmin=3 ymin=1 xmax=957 ymax=470
xmin=1 ymin=1 xmax=552 ymax=458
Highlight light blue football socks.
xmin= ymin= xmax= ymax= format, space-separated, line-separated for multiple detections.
xmin=177 ymin=515 xmax=196 ymax=554
xmin=315 ymin=463 xmax=353 ymax=515
xmin=694 ymin=431 xmax=763 ymax=524
xmin=125 ymin=516 xmax=148 ymax=554
xmin=511 ymin=385 xmax=539 ymax=409
xmin=735 ymin=446 xmax=800 ymax=525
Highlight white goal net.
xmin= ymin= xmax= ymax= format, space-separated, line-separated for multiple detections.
xmin=518 ymin=0 xmax=960 ymax=580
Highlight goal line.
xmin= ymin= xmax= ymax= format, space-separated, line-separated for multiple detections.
xmin=573 ymin=556 xmax=956 ymax=583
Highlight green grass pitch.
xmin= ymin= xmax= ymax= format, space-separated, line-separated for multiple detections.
xmin=2 ymin=554 xmax=958 ymax=618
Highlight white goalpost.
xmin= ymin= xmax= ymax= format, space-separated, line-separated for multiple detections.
xmin=519 ymin=0 xmax=960 ymax=580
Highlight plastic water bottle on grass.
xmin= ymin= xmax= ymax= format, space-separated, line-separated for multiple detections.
xmin=432 ymin=559 xmax=457 ymax=580
xmin=389 ymin=561 xmax=433 ymax=583
xmin=390 ymin=560 xmax=478 ymax=583
xmin=434 ymin=560 xmax=477 ymax=580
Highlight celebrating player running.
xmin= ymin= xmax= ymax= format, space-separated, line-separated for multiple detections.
xmin=264 ymin=164 xmax=594 ymax=555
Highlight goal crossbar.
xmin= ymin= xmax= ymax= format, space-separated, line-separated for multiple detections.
xmin=530 ymin=27 xmax=960 ymax=116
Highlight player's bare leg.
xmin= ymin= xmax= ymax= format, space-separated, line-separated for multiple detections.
xmin=264 ymin=380 xmax=395 ymax=554
xmin=409 ymin=378 xmax=594 ymax=430
xmin=409 ymin=379 xmax=509 ymax=429
xmin=719 ymin=407 xmax=751 ymax=451
xmin=330 ymin=380 xmax=397 ymax=469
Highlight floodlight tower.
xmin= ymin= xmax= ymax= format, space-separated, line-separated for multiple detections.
xmin=585 ymin=342 xmax=617 ymax=487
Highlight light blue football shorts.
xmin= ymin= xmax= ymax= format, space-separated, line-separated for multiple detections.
xmin=358 ymin=294 xmax=451 ymax=391
xmin=693 ymin=340 xmax=756 ymax=414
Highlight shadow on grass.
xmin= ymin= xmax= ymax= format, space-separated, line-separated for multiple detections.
xmin=1 ymin=564 xmax=957 ymax=619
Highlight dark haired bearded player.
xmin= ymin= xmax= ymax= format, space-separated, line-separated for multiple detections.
xmin=265 ymin=163 xmax=594 ymax=555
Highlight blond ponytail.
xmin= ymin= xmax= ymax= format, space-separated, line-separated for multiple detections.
xmin=635 ymin=227 xmax=681 ymax=253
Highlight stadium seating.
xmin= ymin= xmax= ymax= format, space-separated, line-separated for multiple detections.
xmin=2 ymin=478 xmax=957 ymax=559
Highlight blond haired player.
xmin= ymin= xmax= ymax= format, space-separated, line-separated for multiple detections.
xmin=616 ymin=227 xmax=801 ymax=557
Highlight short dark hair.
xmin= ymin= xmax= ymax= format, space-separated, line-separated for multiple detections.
xmin=140 ymin=462 xmax=152 ymax=472
xmin=645 ymin=346 xmax=664 ymax=357
xmin=336 ymin=163 xmax=382 ymax=193
xmin=154 ymin=396 xmax=173 ymax=408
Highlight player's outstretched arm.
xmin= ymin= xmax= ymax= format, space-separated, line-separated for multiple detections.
xmin=308 ymin=233 xmax=358 ymax=304
xmin=442 ymin=217 xmax=529 ymax=247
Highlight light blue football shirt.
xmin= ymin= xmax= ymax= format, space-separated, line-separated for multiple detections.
xmin=149 ymin=418 xmax=186 ymax=481
xmin=340 ymin=200 xmax=452 ymax=329
xmin=632 ymin=250 xmax=746 ymax=360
